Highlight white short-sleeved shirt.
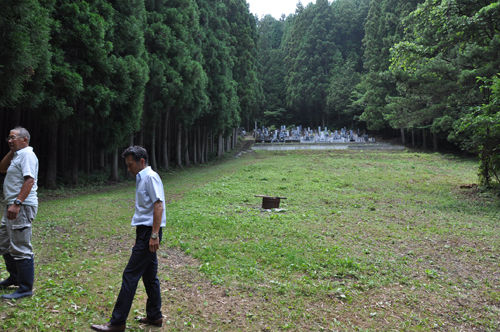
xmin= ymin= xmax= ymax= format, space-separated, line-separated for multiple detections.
xmin=3 ymin=146 xmax=38 ymax=206
xmin=131 ymin=166 xmax=166 ymax=227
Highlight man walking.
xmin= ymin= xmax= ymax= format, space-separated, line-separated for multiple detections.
xmin=0 ymin=127 xmax=38 ymax=299
xmin=91 ymin=146 xmax=166 ymax=331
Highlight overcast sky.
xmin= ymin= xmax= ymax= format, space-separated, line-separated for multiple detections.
xmin=246 ymin=0 xmax=314 ymax=19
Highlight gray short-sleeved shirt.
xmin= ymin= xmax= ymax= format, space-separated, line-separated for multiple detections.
xmin=3 ymin=146 xmax=38 ymax=206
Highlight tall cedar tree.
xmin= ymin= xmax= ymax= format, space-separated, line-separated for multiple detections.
xmin=0 ymin=0 xmax=51 ymax=110
xmin=145 ymin=0 xmax=208 ymax=168
xmin=226 ymin=0 xmax=263 ymax=131
xmin=196 ymin=0 xmax=239 ymax=152
xmin=110 ymin=1 xmax=148 ymax=178
xmin=282 ymin=0 xmax=338 ymax=126
xmin=256 ymin=15 xmax=287 ymax=126
xmin=354 ymin=0 xmax=423 ymax=132
xmin=326 ymin=0 xmax=369 ymax=127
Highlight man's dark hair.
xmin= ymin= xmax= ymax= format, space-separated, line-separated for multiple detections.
xmin=121 ymin=145 xmax=148 ymax=164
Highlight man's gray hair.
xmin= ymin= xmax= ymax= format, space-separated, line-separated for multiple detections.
xmin=13 ymin=126 xmax=30 ymax=143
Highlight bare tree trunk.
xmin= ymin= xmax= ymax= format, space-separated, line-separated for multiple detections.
xmin=200 ymin=127 xmax=206 ymax=164
xmin=151 ymin=122 xmax=158 ymax=170
xmin=212 ymin=130 xmax=215 ymax=154
xmin=208 ymin=130 xmax=211 ymax=155
xmin=411 ymin=128 xmax=415 ymax=147
xmin=184 ymin=127 xmax=191 ymax=167
xmin=177 ymin=123 xmax=182 ymax=168
xmin=209 ymin=130 xmax=213 ymax=154
xmin=198 ymin=126 xmax=202 ymax=164
xmin=193 ymin=127 xmax=198 ymax=165
xmin=86 ymin=134 xmax=91 ymax=174
xmin=422 ymin=128 xmax=427 ymax=150
xmin=400 ymin=128 xmax=405 ymax=145
xmin=59 ymin=124 xmax=68 ymax=181
xmin=14 ymin=109 xmax=21 ymax=126
xmin=156 ymin=122 xmax=161 ymax=168
xmin=218 ymin=133 xmax=224 ymax=158
xmin=226 ymin=134 xmax=231 ymax=152
xmin=110 ymin=148 xmax=119 ymax=181
xmin=71 ymin=128 xmax=79 ymax=185
xmin=432 ymin=132 xmax=438 ymax=151
xmin=207 ymin=128 xmax=211 ymax=161
xmin=162 ymin=110 xmax=170 ymax=170
xmin=129 ymin=134 xmax=134 ymax=146
xmin=99 ymin=149 xmax=105 ymax=170
xmin=138 ymin=125 xmax=144 ymax=146
xmin=45 ymin=123 xmax=58 ymax=189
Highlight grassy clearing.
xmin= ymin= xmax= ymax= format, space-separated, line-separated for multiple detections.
xmin=0 ymin=149 xmax=498 ymax=331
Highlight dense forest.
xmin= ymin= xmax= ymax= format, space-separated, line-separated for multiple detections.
xmin=1 ymin=0 xmax=498 ymax=187
xmin=257 ymin=0 xmax=499 ymax=187
xmin=0 ymin=0 xmax=262 ymax=187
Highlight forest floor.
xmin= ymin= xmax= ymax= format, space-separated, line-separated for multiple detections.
xmin=0 ymin=147 xmax=499 ymax=331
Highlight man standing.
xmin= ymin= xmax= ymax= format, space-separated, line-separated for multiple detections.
xmin=91 ymin=146 xmax=166 ymax=332
xmin=0 ymin=127 xmax=38 ymax=300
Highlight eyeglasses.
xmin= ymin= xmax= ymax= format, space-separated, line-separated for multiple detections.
xmin=5 ymin=135 xmax=21 ymax=142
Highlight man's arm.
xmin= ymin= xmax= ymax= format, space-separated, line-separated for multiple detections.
xmin=7 ymin=176 xmax=35 ymax=220
xmin=149 ymin=200 xmax=163 ymax=253
xmin=0 ymin=151 xmax=14 ymax=174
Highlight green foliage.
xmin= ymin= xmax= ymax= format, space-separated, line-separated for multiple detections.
xmin=1 ymin=0 xmax=262 ymax=183
xmin=387 ymin=0 xmax=500 ymax=182
xmin=452 ymin=75 xmax=500 ymax=187
xmin=196 ymin=0 xmax=239 ymax=133
xmin=326 ymin=59 xmax=361 ymax=126
xmin=145 ymin=0 xmax=208 ymax=129
xmin=48 ymin=0 xmax=114 ymax=128
xmin=282 ymin=0 xmax=337 ymax=125
xmin=226 ymin=0 xmax=263 ymax=130
xmin=0 ymin=0 xmax=51 ymax=108
xmin=104 ymin=0 xmax=149 ymax=148
xmin=275 ymin=0 xmax=369 ymax=126
xmin=257 ymin=15 xmax=287 ymax=125
xmin=355 ymin=0 xmax=423 ymax=130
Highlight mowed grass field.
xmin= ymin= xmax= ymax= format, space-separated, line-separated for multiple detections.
xmin=0 ymin=149 xmax=498 ymax=331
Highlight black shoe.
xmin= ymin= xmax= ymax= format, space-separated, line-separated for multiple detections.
xmin=136 ymin=316 xmax=163 ymax=327
xmin=90 ymin=323 xmax=126 ymax=331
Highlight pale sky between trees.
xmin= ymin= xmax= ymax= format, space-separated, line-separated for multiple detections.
xmin=246 ymin=0 xmax=314 ymax=19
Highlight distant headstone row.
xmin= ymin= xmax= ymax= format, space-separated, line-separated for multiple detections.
xmin=254 ymin=126 xmax=375 ymax=143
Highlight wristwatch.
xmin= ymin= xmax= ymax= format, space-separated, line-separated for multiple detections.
xmin=14 ymin=199 xmax=22 ymax=206
xmin=151 ymin=232 xmax=159 ymax=240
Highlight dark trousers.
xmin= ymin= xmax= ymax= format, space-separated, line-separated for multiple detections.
xmin=110 ymin=226 xmax=163 ymax=325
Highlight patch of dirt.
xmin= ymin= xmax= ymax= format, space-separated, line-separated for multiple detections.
xmin=234 ymin=137 xmax=256 ymax=159
xmin=104 ymin=233 xmax=499 ymax=331
xmin=455 ymin=184 xmax=499 ymax=204
xmin=164 ymin=193 xmax=184 ymax=204
xmin=151 ymin=248 xmax=276 ymax=330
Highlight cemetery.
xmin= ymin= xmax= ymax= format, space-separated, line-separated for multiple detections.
xmin=251 ymin=125 xmax=405 ymax=151
xmin=254 ymin=125 xmax=375 ymax=144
